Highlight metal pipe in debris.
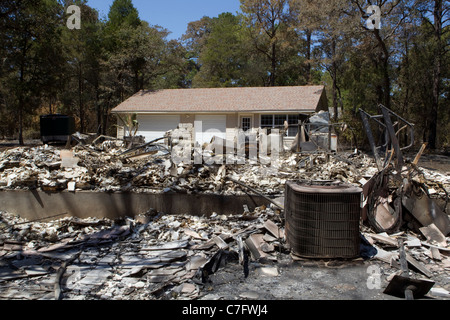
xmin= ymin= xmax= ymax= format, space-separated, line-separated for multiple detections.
xmin=226 ymin=176 xmax=284 ymax=210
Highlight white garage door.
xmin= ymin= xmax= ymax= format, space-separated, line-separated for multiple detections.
xmin=137 ymin=115 xmax=180 ymax=142
xmin=195 ymin=115 xmax=227 ymax=145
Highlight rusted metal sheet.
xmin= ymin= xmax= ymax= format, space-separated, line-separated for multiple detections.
xmin=402 ymin=181 xmax=450 ymax=236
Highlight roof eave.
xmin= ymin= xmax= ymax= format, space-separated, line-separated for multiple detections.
xmin=111 ymin=109 xmax=319 ymax=114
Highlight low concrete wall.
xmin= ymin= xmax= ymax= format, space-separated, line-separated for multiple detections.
xmin=0 ymin=190 xmax=271 ymax=221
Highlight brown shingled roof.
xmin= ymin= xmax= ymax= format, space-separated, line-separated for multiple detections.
xmin=112 ymin=86 xmax=327 ymax=113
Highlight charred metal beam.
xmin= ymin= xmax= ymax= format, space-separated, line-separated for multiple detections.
xmin=380 ymin=105 xmax=404 ymax=170
xmin=359 ymin=105 xmax=415 ymax=172
xmin=359 ymin=109 xmax=383 ymax=171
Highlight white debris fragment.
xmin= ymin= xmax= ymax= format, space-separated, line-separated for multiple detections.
xmin=430 ymin=287 xmax=450 ymax=298
xmin=67 ymin=181 xmax=76 ymax=191
xmin=259 ymin=267 xmax=279 ymax=277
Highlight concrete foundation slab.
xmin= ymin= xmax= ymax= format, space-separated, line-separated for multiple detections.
xmin=0 ymin=190 xmax=271 ymax=221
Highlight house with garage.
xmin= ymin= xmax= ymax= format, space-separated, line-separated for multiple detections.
xmin=111 ymin=86 xmax=328 ymax=148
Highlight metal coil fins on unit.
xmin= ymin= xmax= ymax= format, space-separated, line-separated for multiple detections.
xmin=285 ymin=181 xmax=362 ymax=259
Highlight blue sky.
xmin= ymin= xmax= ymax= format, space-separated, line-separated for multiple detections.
xmin=87 ymin=0 xmax=243 ymax=40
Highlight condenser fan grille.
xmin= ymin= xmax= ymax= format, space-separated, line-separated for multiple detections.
xmin=285 ymin=181 xmax=362 ymax=258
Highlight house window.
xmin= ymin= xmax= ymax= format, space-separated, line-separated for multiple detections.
xmin=260 ymin=114 xmax=300 ymax=137
xmin=288 ymin=115 xmax=300 ymax=137
xmin=241 ymin=117 xmax=251 ymax=132
xmin=261 ymin=115 xmax=273 ymax=129
xmin=274 ymin=115 xmax=286 ymax=128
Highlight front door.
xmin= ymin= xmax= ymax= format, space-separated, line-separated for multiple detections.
xmin=241 ymin=116 xmax=252 ymax=132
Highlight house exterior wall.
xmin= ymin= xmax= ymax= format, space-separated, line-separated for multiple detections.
xmin=226 ymin=113 xmax=238 ymax=142
xmin=115 ymin=109 xmax=319 ymax=146
xmin=180 ymin=114 xmax=195 ymax=125
xmin=112 ymin=86 xmax=329 ymax=146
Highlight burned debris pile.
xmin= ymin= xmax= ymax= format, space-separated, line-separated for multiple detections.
xmin=0 ymin=138 xmax=383 ymax=196
xmin=0 ymin=105 xmax=449 ymax=300
xmin=0 ymin=205 xmax=285 ymax=300
xmin=358 ymin=105 xmax=449 ymax=245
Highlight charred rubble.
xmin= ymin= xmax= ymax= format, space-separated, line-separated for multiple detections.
xmin=0 ymin=109 xmax=449 ymax=300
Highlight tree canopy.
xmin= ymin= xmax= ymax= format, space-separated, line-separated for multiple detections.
xmin=0 ymin=0 xmax=448 ymax=149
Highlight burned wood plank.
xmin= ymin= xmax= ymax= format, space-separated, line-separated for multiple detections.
xmin=245 ymin=234 xmax=267 ymax=260
xmin=139 ymin=240 xmax=189 ymax=251
xmin=264 ymin=220 xmax=284 ymax=239
xmin=366 ymin=232 xmax=398 ymax=247
xmin=186 ymin=256 xmax=208 ymax=271
xmin=0 ymin=267 xmax=28 ymax=282
xmin=38 ymin=238 xmax=76 ymax=253
xmin=212 ymin=236 xmax=229 ymax=250
xmin=147 ymin=267 xmax=185 ymax=284
xmin=405 ymin=253 xmax=433 ymax=278
xmin=412 ymin=143 xmax=428 ymax=166
xmin=420 ymin=224 xmax=447 ymax=247
xmin=120 ymin=251 xmax=187 ymax=270
xmin=2 ymin=242 xmax=24 ymax=252
xmin=430 ymin=247 xmax=442 ymax=261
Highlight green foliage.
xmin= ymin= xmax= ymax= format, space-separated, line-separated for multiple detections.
xmin=191 ymin=13 xmax=249 ymax=87
xmin=0 ymin=0 xmax=65 ymax=143
xmin=0 ymin=0 xmax=448 ymax=148
xmin=107 ymin=0 xmax=140 ymax=29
